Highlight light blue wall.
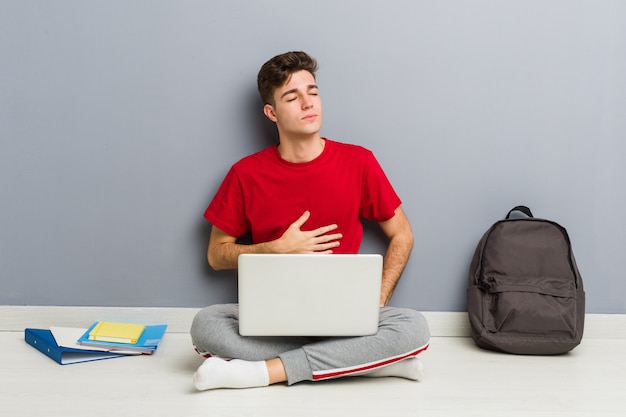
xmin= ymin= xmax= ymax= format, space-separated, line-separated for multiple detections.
xmin=1 ymin=1 xmax=624 ymax=313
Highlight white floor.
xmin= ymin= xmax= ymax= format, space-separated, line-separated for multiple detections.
xmin=2 ymin=307 xmax=625 ymax=417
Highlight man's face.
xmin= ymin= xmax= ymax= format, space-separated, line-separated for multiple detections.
xmin=264 ymin=70 xmax=323 ymax=139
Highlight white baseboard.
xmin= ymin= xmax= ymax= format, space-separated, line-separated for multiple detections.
xmin=1 ymin=306 xmax=198 ymax=333
xmin=1 ymin=306 xmax=625 ymax=339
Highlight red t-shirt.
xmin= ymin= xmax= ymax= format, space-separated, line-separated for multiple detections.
xmin=204 ymin=139 xmax=401 ymax=253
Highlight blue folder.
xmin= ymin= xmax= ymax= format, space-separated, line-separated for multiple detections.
xmin=24 ymin=328 xmax=126 ymax=365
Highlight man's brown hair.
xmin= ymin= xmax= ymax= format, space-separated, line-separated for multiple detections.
xmin=257 ymin=51 xmax=318 ymax=106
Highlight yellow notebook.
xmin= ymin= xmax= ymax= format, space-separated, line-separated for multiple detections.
xmin=88 ymin=321 xmax=146 ymax=344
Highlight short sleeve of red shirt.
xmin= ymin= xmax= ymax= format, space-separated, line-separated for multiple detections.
xmin=358 ymin=149 xmax=401 ymax=222
xmin=203 ymin=166 xmax=250 ymax=238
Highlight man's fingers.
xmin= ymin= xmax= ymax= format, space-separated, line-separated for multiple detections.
xmin=292 ymin=212 xmax=340 ymax=240
xmin=312 ymin=223 xmax=338 ymax=236
xmin=316 ymin=232 xmax=342 ymax=243
xmin=292 ymin=211 xmax=311 ymax=228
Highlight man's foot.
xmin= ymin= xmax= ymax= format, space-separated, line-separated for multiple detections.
xmin=362 ymin=357 xmax=424 ymax=381
xmin=193 ymin=357 xmax=270 ymax=391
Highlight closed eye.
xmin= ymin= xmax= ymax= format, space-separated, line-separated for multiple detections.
xmin=280 ymin=85 xmax=319 ymax=102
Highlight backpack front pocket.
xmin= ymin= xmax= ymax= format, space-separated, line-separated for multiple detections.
xmin=481 ymin=275 xmax=577 ymax=337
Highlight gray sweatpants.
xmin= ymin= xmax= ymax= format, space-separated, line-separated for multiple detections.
xmin=190 ymin=304 xmax=430 ymax=385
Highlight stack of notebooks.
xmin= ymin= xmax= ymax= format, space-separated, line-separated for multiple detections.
xmin=25 ymin=321 xmax=168 ymax=365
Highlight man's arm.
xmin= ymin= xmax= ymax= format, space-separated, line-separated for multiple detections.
xmin=207 ymin=210 xmax=343 ymax=270
xmin=378 ymin=206 xmax=414 ymax=306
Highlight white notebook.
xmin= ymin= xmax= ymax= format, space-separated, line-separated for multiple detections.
xmin=237 ymin=254 xmax=382 ymax=336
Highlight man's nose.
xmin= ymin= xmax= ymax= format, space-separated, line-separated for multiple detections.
xmin=301 ymin=95 xmax=313 ymax=109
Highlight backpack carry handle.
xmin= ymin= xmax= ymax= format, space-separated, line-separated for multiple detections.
xmin=505 ymin=205 xmax=533 ymax=219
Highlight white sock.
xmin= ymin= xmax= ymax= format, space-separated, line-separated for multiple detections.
xmin=193 ymin=357 xmax=270 ymax=391
xmin=362 ymin=357 xmax=424 ymax=381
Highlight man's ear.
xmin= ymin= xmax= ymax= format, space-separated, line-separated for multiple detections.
xmin=263 ymin=104 xmax=278 ymax=123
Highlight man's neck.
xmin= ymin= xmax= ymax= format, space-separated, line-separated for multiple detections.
xmin=277 ymin=134 xmax=325 ymax=163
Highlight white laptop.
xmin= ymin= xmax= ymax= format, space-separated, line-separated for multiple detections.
xmin=237 ymin=254 xmax=383 ymax=336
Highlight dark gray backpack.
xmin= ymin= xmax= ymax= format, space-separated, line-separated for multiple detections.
xmin=467 ymin=206 xmax=585 ymax=354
